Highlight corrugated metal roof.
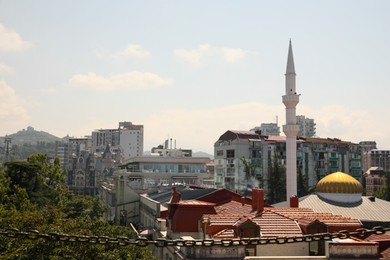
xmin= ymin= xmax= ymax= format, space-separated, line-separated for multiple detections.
xmin=299 ymin=194 xmax=390 ymax=223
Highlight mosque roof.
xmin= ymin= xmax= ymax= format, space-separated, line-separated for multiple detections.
xmin=298 ymin=194 xmax=390 ymax=224
xmin=316 ymin=171 xmax=363 ymax=194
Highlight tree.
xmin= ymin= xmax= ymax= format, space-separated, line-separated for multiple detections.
xmin=267 ymin=151 xmax=286 ymax=204
xmin=0 ymin=154 xmax=156 ymax=259
xmin=241 ymin=157 xmax=264 ymax=196
xmin=374 ymin=172 xmax=390 ymax=201
xmin=297 ymin=166 xmax=309 ymax=197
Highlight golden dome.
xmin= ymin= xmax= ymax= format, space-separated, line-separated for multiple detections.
xmin=316 ymin=171 xmax=363 ymax=194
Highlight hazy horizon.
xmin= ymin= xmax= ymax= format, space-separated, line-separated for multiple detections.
xmin=1 ymin=1 xmax=389 ymax=155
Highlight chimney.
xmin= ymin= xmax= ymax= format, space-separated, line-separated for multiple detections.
xmin=290 ymin=195 xmax=298 ymax=208
xmin=257 ymin=189 xmax=264 ymax=213
xmin=170 ymin=185 xmax=181 ymax=203
xmin=252 ymin=188 xmax=258 ymax=211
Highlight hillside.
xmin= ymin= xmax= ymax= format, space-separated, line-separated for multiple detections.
xmin=0 ymin=126 xmax=61 ymax=145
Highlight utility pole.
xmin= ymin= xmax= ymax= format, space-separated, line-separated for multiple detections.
xmin=4 ymin=136 xmax=12 ymax=162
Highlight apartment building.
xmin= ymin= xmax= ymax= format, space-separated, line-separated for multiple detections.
xmin=359 ymin=141 xmax=377 ymax=173
xmin=214 ymin=130 xmax=362 ymax=194
xmin=92 ymin=121 xmax=143 ymax=161
xmin=367 ymin=149 xmax=390 ymax=172
xmin=296 ymin=115 xmax=316 ymax=137
xmin=250 ymin=122 xmax=280 ymax=136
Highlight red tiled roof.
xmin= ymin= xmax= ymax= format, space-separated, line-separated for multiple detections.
xmin=215 ymin=200 xmax=256 ymax=216
xmin=252 ymin=211 xmax=303 ymax=237
xmin=213 ymin=228 xmax=237 ymax=238
xmin=177 ymin=200 xmax=215 ymax=206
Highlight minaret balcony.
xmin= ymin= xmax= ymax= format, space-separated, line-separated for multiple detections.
xmin=283 ymin=124 xmax=300 ymax=136
xmin=282 ymin=94 xmax=299 ymax=107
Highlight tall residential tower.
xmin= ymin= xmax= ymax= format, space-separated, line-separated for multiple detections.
xmin=282 ymin=40 xmax=300 ymax=199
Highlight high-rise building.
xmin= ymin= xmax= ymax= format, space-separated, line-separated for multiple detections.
xmin=359 ymin=141 xmax=377 ymax=173
xmin=296 ymin=115 xmax=316 ymax=137
xmin=250 ymin=123 xmax=280 ymax=136
xmin=91 ymin=121 xmax=144 ymax=161
xmin=367 ymin=149 xmax=390 ymax=172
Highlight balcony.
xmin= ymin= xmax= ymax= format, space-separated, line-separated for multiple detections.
xmin=329 ymin=157 xmax=339 ymax=161
xmin=226 ymin=173 xmax=235 ymax=177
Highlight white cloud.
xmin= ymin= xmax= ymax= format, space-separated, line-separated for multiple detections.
xmin=68 ymin=71 xmax=173 ymax=91
xmin=143 ymin=103 xmax=284 ymax=153
xmin=175 ymin=44 xmax=252 ymax=67
xmin=297 ymin=104 xmax=390 ymax=148
xmin=174 ymin=44 xmax=210 ymax=67
xmin=0 ymin=80 xmax=29 ymax=133
xmin=0 ymin=24 xmax=30 ymax=52
xmin=142 ymin=103 xmax=390 ymax=154
xmin=115 ymin=44 xmax=151 ymax=59
xmin=0 ymin=62 xmax=13 ymax=74
xmin=222 ymin=47 xmax=248 ymax=63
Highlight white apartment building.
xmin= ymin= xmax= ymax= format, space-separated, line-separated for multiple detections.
xmin=367 ymin=149 xmax=390 ymax=172
xmin=296 ymin=115 xmax=316 ymax=137
xmin=91 ymin=121 xmax=143 ymax=161
xmin=251 ymin=122 xmax=280 ymax=136
xmin=214 ymin=130 xmax=362 ymax=195
xmin=359 ymin=141 xmax=377 ymax=173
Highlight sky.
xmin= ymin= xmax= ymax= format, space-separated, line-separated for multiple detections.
xmin=0 ymin=1 xmax=390 ymax=155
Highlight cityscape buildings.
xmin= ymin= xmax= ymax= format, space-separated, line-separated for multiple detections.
xmin=213 ymin=131 xmax=362 ymax=198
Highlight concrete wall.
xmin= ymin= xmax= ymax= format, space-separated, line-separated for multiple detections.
xmin=256 ymin=243 xmax=309 ymax=256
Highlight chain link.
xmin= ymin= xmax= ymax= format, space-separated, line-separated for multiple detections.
xmin=0 ymin=226 xmax=388 ymax=247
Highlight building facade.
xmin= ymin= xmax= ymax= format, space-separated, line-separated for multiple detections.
xmin=214 ymin=131 xmax=362 ymax=196
xmin=250 ymin=123 xmax=280 ymax=136
xmin=296 ymin=115 xmax=316 ymax=138
xmin=367 ymin=149 xmax=390 ymax=172
xmin=91 ymin=121 xmax=143 ymax=161
xmin=359 ymin=141 xmax=377 ymax=173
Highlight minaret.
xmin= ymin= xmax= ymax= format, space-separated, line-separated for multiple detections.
xmin=282 ymin=40 xmax=300 ymax=199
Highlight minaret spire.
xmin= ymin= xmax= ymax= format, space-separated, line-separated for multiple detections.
xmin=282 ymin=40 xmax=300 ymax=200
xmin=286 ymin=40 xmax=296 ymax=75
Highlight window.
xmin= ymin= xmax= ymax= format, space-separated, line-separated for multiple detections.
xmin=227 ymin=149 xmax=235 ymax=158
xmin=216 ymin=150 xmax=224 ymax=156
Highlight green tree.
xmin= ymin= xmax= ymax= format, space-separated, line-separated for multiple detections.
xmin=297 ymin=166 xmax=309 ymax=197
xmin=0 ymin=154 xmax=156 ymax=259
xmin=267 ymin=151 xmax=286 ymax=204
xmin=374 ymin=172 xmax=390 ymax=201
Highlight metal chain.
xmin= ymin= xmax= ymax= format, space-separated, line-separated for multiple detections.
xmin=0 ymin=226 xmax=388 ymax=247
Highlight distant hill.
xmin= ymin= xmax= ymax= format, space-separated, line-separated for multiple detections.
xmin=193 ymin=151 xmax=214 ymax=159
xmin=0 ymin=126 xmax=61 ymax=145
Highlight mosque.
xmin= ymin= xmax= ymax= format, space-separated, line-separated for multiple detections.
xmin=281 ymin=40 xmax=390 ymax=229
xmin=149 ymin=40 xmax=390 ymax=259
xmin=297 ymin=171 xmax=390 ymax=228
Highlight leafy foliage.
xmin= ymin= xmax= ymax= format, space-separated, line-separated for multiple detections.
xmin=374 ymin=172 xmax=390 ymax=201
xmin=297 ymin=166 xmax=310 ymax=197
xmin=0 ymin=154 xmax=156 ymax=259
xmin=267 ymin=151 xmax=286 ymax=204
